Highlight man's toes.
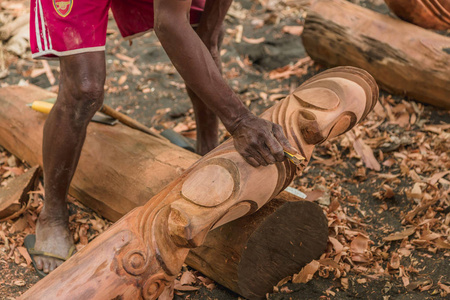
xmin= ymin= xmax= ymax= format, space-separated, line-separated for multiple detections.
xmin=35 ymin=257 xmax=43 ymax=270
xmin=56 ymin=260 xmax=64 ymax=268
xmin=48 ymin=259 xmax=57 ymax=272
xmin=43 ymin=260 xmax=51 ymax=273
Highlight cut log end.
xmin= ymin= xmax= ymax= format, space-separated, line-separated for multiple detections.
xmin=187 ymin=196 xmax=328 ymax=299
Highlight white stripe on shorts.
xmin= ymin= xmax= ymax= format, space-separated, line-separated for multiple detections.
xmin=34 ymin=0 xmax=43 ymax=52
xmin=38 ymin=0 xmax=49 ymax=51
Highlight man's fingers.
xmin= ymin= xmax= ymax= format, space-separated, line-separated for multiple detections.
xmin=257 ymin=144 xmax=276 ymax=165
xmin=242 ymin=155 xmax=260 ymax=167
xmin=240 ymin=145 xmax=263 ymax=166
xmin=247 ymin=137 xmax=275 ymax=166
xmin=231 ymin=116 xmax=300 ymax=167
xmin=273 ymin=124 xmax=297 ymax=154
xmin=235 ymin=140 xmax=264 ymax=167
xmin=264 ymin=134 xmax=285 ymax=162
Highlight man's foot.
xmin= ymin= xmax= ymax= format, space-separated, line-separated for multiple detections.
xmin=34 ymin=212 xmax=74 ymax=274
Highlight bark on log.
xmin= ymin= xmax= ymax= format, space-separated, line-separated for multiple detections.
xmin=0 ymin=85 xmax=328 ymax=298
xmin=19 ymin=66 xmax=378 ymax=300
xmin=302 ymin=0 xmax=450 ymax=109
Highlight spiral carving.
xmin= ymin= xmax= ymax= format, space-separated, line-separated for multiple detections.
xmin=122 ymin=249 xmax=148 ymax=276
xmin=142 ymin=273 xmax=173 ymax=300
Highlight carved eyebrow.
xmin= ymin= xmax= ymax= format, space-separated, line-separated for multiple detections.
xmin=293 ymin=86 xmax=341 ymax=111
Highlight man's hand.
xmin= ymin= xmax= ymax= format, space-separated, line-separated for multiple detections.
xmin=230 ymin=113 xmax=298 ymax=167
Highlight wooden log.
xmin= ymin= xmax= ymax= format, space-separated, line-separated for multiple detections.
xmin=302 ymin=0 xmax=450 ymax=109
xmin=0 ymin=85 xmax=199 ymax=221
xmin=0 ymin=166 xmax=40 ymax=221
xmin=187 ymin=191 xmax=328 ymax=299
xmin=0 ymin=14 xmax=29 ymax=40
xmin=0 ymin=14 xmax=30 ymax=57
xmin=0 ymin=85 xmax=328 ymax=297
xmin=384 ymin=0 xmax=450 ymax=30
xmin=5 ymin=23 xmax=29 ymax=57
xmin=19 ymin=66 xmax=378 ymax=300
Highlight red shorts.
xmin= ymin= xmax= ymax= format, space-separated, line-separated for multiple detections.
xmin=30 ymin=0 xmax=205 ymax=59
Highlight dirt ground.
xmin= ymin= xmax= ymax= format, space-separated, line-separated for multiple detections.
xmin=0 ymin=0 xmax=449 ymax=299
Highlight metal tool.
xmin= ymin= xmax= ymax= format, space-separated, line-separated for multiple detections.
xmin=284 ymin=150 xmax=306 ymax=166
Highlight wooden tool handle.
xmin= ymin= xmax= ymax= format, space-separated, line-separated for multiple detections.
xmin=99 ymin=104 xmax=167 ymax=141
xmin=29 ymin=101 xmax=54 ymax=114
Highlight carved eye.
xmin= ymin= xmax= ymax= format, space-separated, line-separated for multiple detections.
xmin=181 ymin=164 xmax=234 ymax=207
xmin=298 ymin=110 xmax=316 ymax=121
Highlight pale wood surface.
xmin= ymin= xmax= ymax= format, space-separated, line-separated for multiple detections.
xmin=302 ymin=0 xmax=450 ymax=109
xmin=18 ymin=66 xmax=378 ymax=300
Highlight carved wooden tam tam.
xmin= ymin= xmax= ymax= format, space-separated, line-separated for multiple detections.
xmin=19 ymin=66 xmax=379 ymax=300
xmin=384 ymin=0 xmax=450 ymax=30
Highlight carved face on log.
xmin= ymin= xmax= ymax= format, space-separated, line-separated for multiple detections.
xmin=19 ymin=66 xmax=379 ymax=300
xmin=158 ymin=67 xmax=379 ymax=282
xmin=263 ymin=67 xmax=378 ymax=160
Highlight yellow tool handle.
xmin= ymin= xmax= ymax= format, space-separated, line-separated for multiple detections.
xmin=284 ymin=150 xmax=305 ymax=166
xmin=29 ymin=101 xmax=54 ymax=114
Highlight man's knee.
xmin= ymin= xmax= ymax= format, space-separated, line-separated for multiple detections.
xmin=75 ymin=78 xmax=104 ymax=111
xmin=59 ymin=77 xmax=104 ymax=121
xmin=59 ymin=53 xmax=106 ymax=115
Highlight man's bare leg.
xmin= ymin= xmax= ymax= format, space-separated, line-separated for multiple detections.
xmin=186 ymin=0 xmax=232 ymax=155
xmin=187 ymin=89 xmax=219 ymax=155
xmin=34 ymin=52 xmax=106 ymax=274
xmin=186 ymin=35 xmax=223 ymax=154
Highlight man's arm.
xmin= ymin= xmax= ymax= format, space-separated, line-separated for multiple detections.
xmin=153 ymin=0 xmax=297 ymax=167
xmin=195 ymin=0 xmax=231 ymax=68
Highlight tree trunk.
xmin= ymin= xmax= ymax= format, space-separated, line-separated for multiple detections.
xmin=0 ymin=85 xmax=328 ymax=298
xmin=17 ymin=66 xmax=378 ymax=300
xmin=302 ymin=0 xmax=450 ymax=109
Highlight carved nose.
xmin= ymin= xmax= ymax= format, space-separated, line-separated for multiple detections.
xmin=297 ymin=110 xmax=325 ymax=144
xmin=167 ymin=208 xmax=193 ymax=247
xmin=167 ymin=207 xmax=211 ymax=248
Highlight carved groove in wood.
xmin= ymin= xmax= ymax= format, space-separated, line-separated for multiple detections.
xmin=19 ymin=66 xmax=378 ymax=300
